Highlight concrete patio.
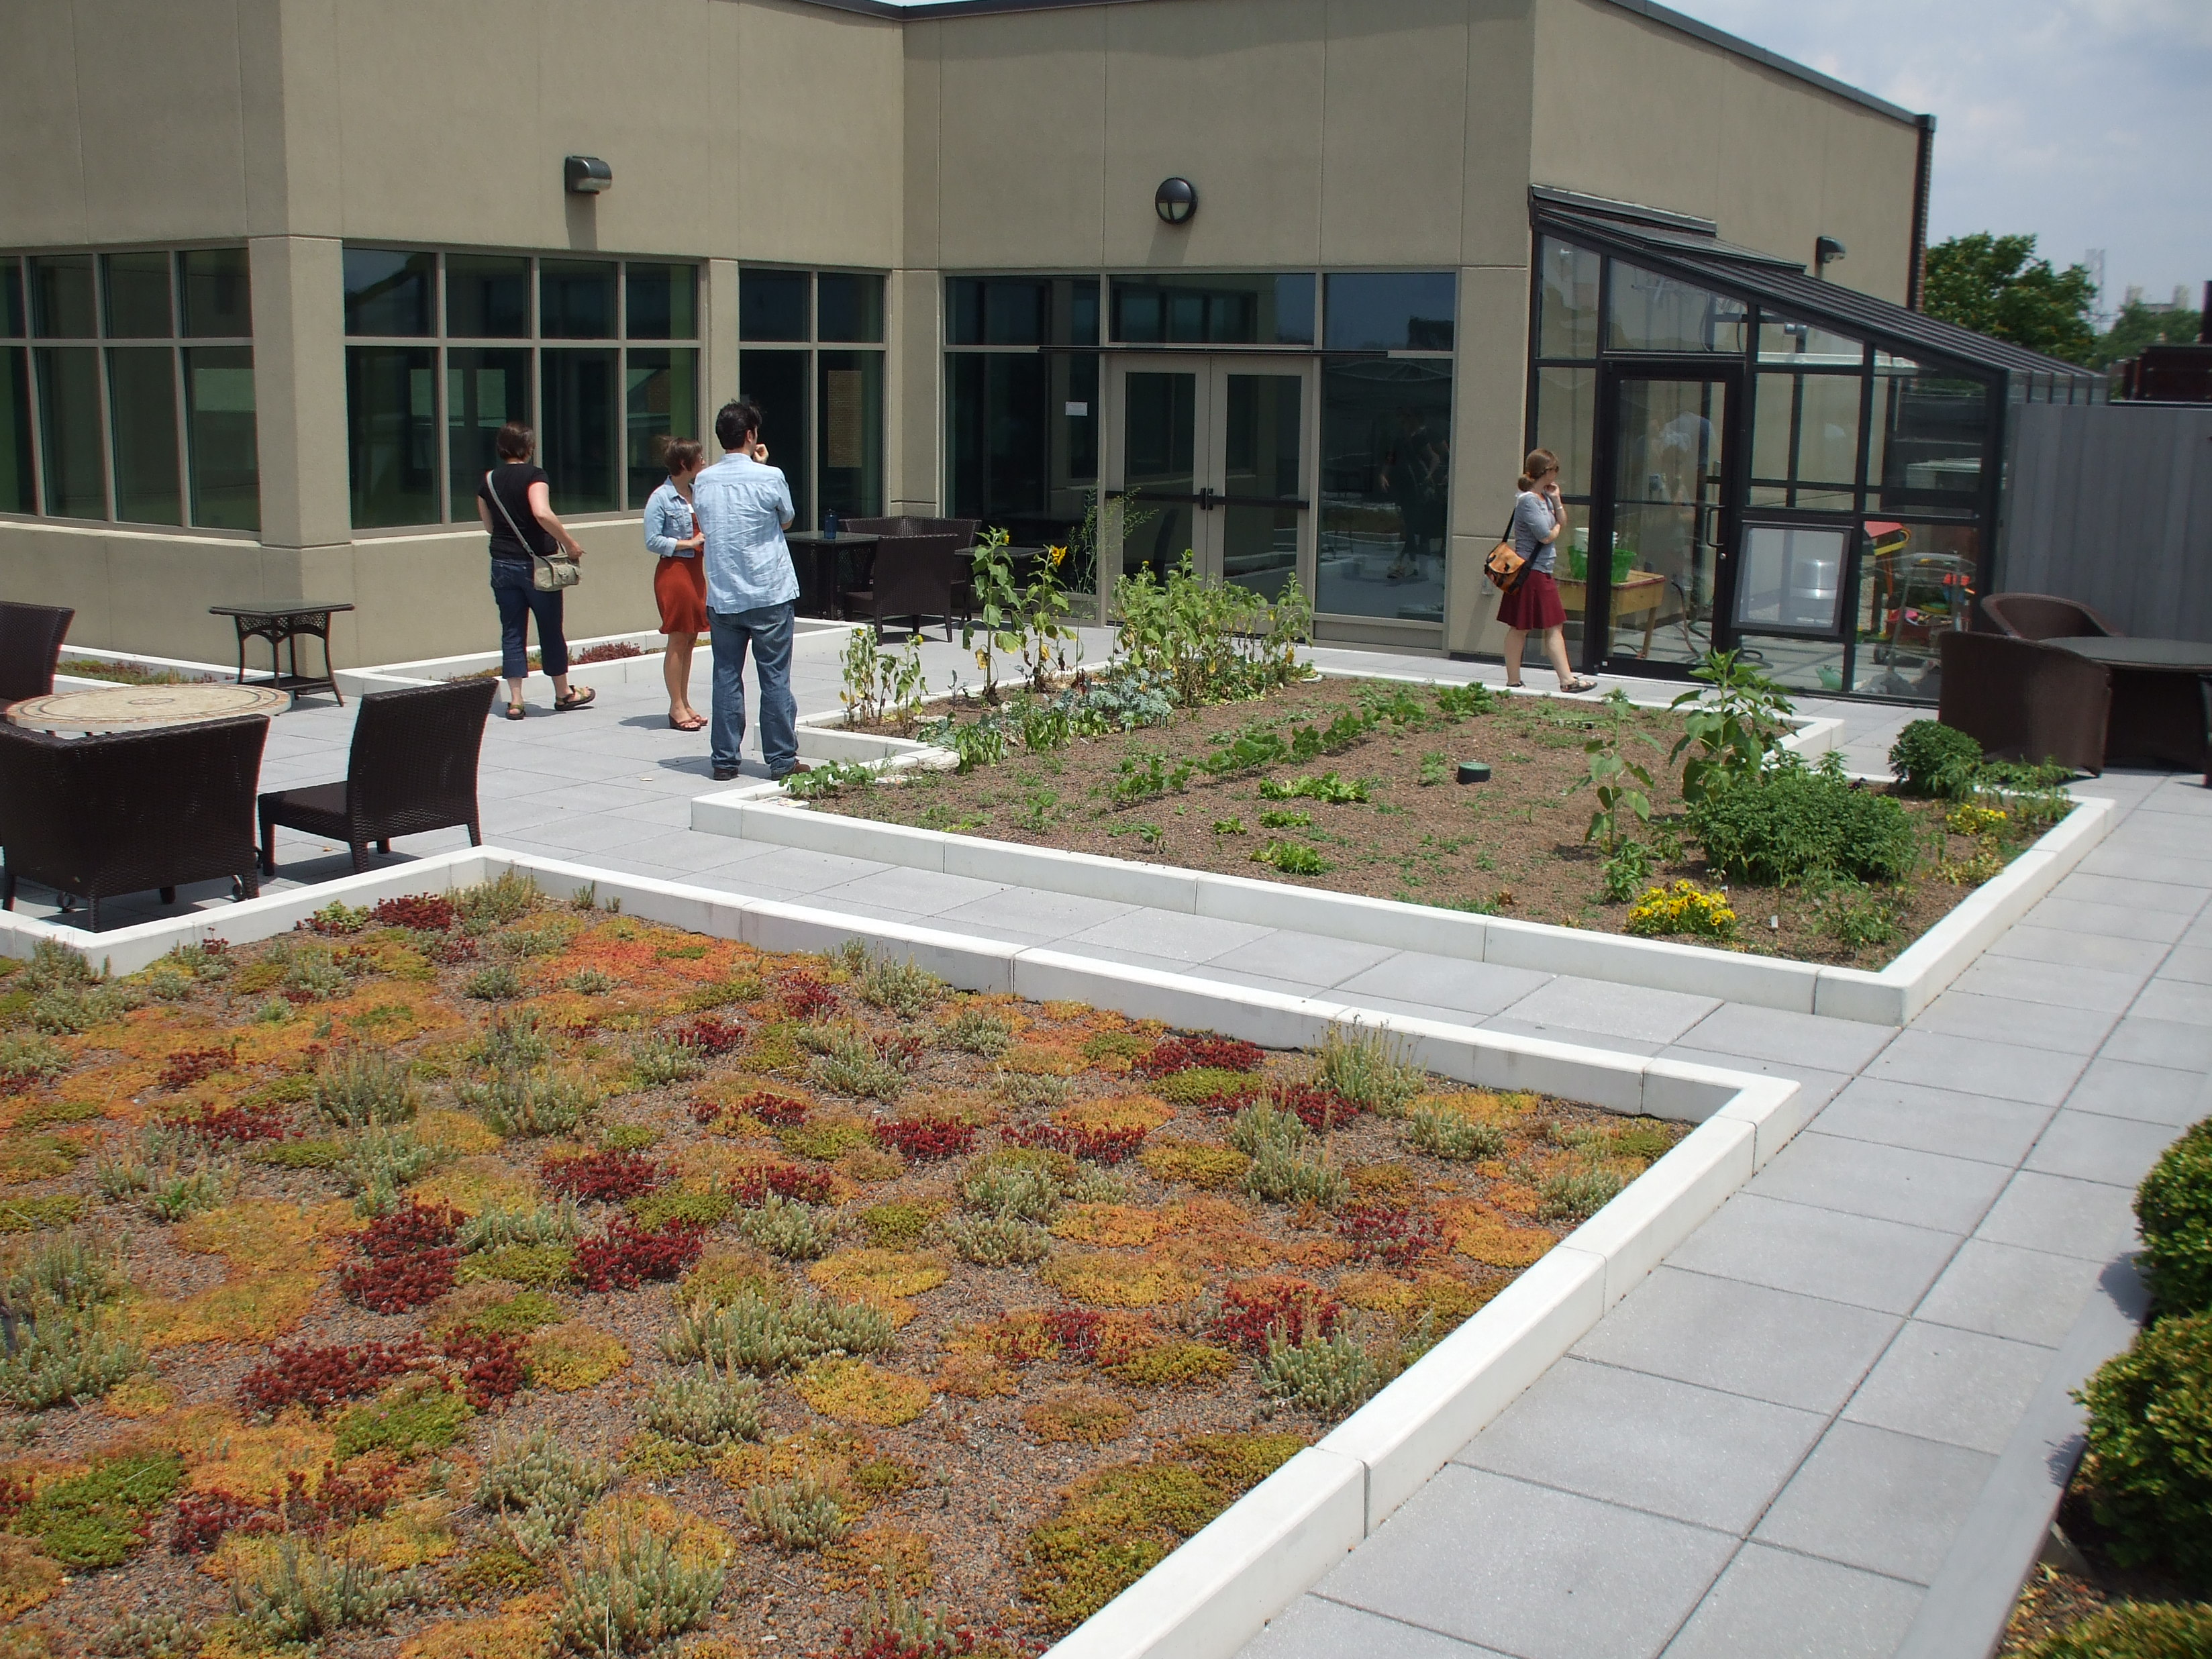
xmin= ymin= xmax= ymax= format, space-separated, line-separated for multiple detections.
xmin=13 ymin=634 xmax=2201 ymax=1659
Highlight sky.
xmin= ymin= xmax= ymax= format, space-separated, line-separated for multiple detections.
xmin=1665 ymin=0 xmax=2212 ymax=321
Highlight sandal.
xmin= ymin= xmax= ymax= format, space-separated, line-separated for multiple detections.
xmin=503 ymin=702 xmax=526 ymax=721
xmin=554 ymin=687 xmax=597 ymax=713
xmin=1562 ymin=676 xmax=1600 ymax=694
xmin=1503 ymin=680 xmax=1525 ymax=690
xmin=668 ymin=713 xmax=707 ymax=732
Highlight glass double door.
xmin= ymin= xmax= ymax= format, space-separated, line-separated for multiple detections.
xmin=1105 ymin=355 xmax=1312 ymax=605
xmin=1585 ymin=366 xmax=1742 ymax=672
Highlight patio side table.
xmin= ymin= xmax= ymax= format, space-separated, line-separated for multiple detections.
xmin=787 ymin=532 xmax=880 ymax=621
xmin=2045 ymin=636 xmax=2212 ymax=770
xmin=209 ymin=601 xmax=355 ymax=705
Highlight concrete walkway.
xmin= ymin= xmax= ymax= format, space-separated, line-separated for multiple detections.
xmin=21 ymin=638 xmax=2200 ymax=1658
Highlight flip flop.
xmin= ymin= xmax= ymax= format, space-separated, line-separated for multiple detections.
xmin=668 ymin=713 xmax=707 ymax=732
xmin=553 ymin=687 xmax=597 ymax=713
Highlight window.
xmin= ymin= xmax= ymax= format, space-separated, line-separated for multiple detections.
xmin=0 ymin=248 xmax=256 ymax=529
xmin=1608 ymin=262 xmax=1748 ymax=354
xmin=944 ymin=277 xmax=1100 ymax=577
xmin=1111 ymin=274 xmax=1313 ymax=346
xmin=739 ymin=268 xmax=888 ymax=530
xmin=1323 ymin=273 xmax=1454 ymax=352
xmin=1317 ymin=358 xmax=1452 ymax=623
xmin=343 ymin=248 xmax=699 ymax=528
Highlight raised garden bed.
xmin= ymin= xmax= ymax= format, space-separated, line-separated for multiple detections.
xmin=809 ymin=676 xmax=2063 ymax=971
xmin=0 ymin=875 xmax=1685 ymax=1659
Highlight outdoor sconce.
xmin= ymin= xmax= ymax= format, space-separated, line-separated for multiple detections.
xmin=1154 ymin=178 xmax=1197 ymax=225
xmin=565 ymin=156 xmax=613 ymax=195
xmin=1815 ymin=235 xmax=1847 ymax=273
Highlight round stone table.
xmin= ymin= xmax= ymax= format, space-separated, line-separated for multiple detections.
xmin=5 ymin=682 xmax=292 ymax=734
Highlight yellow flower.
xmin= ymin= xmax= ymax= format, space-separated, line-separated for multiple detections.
xmin=1047 ymin=544 xmax=1069 ymax=567
xmin=974 ymin=650 xmax=989 ymax=670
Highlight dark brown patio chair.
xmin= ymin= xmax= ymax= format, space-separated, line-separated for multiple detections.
xmin=841 ymin=516 xmax=981 ymax=549
xmin=0 ymin=601 xmax=74 ymax=711
xmin=258 ymin=679 xmax=497 ymax=874
xmin=1980 ymin=593 xmax=2122 ymax=642
xmin=840 ymin=532 xmax=969 ymax=640
xmin=0 ymin=715 xmax=266 ymax=927
xmin=1937 ymin=630 xmax=2111 ymax=775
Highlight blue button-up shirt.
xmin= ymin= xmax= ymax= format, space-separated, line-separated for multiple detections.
xmin=692 ymin=453 xmax=798 ymax=614
xmin=642 ymin=479 xmax=698 ymax=559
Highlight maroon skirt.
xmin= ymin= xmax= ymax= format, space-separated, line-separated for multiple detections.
xmin=1497 ymin=568 xmax=1566 ymax=631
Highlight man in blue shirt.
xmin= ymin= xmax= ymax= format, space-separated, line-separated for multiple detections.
xmin=692 ymin=400 xmax=811 ymax=782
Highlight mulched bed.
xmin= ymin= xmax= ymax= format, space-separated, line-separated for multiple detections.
xmin=825 ymin=677 xmax=2041 ymax=970
xmin=0 ymin=881 xmax=1683 ymax=1659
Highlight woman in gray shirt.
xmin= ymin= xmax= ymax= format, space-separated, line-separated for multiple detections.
xmin=1497 ymin=448 xmax=1598 ymax=693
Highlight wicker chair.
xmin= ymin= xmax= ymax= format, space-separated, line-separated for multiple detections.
xmin=258 ymin=679 xmax=497 ymax=874
xmin=840 ymin=532 xmax=970 ymax=640
xmin=840 ymin=516 xmax=980 ymax=549
xmin=1981 ymin=593 xmax=2122 ymax=642
xmin=0 ymin=601 xmax=74 ymax=710
xmin=0 ymin=715 xmax=266 ymax=927
xmin=1937 ymin=630 xmax=2111 ymax=775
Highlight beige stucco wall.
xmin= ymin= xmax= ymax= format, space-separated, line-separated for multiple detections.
xmin=1530 ymin=0 xmax=1919 ymax=303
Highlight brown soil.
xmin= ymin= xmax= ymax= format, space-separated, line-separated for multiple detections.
xmin=0 ymin=889 xmax=1678 ymax=1658
xmin=1997 ymin=1487 xmax=2207 ymax=1653
xmin=827 ymin=678 xmax=2033 ymax=971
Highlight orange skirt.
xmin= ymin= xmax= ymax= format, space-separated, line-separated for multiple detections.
xmin=654 ymin=555 xmax=708 ymax=635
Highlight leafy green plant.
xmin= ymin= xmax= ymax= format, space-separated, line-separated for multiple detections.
xmin=478 ymin=1428 xmax=617 ymax=1556
xmin=1599 ymin=838 xmax=1655 ymax=903
xmin=1689 ymin=770 xmax=1918 ymax=885
xmin=852 ymin=950 xmax=947 ymax=1019
xmin=744 ymin=1475 xmax=848 ymax=1551
xmin=736 ymin=1193 xmax=832 ymax=1261
xmin=1623 ymin=880 xmax=1738 ymax=941
xmin=642 ymin=1359 xmax=764 ymax=1450
xmin=1111 ymin=553 xmax=1313 ymax=709
xmin=2076 ymin=1311 xmax=2212 ymax=1579
xmin=0 ymin=1034 xmax=67 ymax=1088
xmin=625 ymin=1035 xmax=703 ymax=1089
xmin=805 ymin=1025 xmax=914 ymax=1101
xmin=12 ymin=1450 xmax=182 ymax=1567
xmin=941 ymin=1002 xmax=1015 ymax=1058
xmin=1253 ymin=840 xmax=1331 ymax=876
xmin=337 ymin=1125 xmax=446 ymax=1215
xmin=311 ymin=1047 xmax=421 ymax=1128
xmin=1407 ymin=1107 xmax=1505 ymax=1161
xmin=464 ymin=1067 xmax=601 ymax=1138
xmin=1668 ymin=650 xmax=1796 ymax=803
xmin=1805 ymin=872 xmax=1904 ymax=953
xmin=1257 ymin=808 xmax=1313 ymax=830
xmin=2014 ymin=1603 xmax=2212 ymax=1659
xmin=840 ymin=622 xmax=887 ymax=727
xmin=1316 ymin=1026 xmax=1424 ymax=1117
xmin=660 ymin=1291 xmax=894 ymax=1374
xmin=961 ymin=527 xmax=1025 ymax=704
xmin=459 ymin=869 xmax=539 ymax=927
xmin=1244 ymin=1142 xmax=1348 ymax=1207
xmin=1536 ymin=1160 xmax=1625 ymax=1222
xmin=1888 ymin=718 xmax=1984 ymax=798
xmin=1256 ymin=1329 xmax=1377 ymax=1414
xmin=1021 ymin=541 xmax=1083 ymax=693
xmin=465 ymin=962 xmax=525 ymax=1001
xmin=2138 ymin=1120 xmax=2212 ymax=1317
xmin=1260 ymin=772 xmax=1370 ymax=804
xmin=0 ymin=1234 xmax=142 ymax=1410
xmin=554 ymin=1526 xmax=725 ymax=1655
xmin=1417 ymin=752 xmax=1450 ymax=787
xmin=783 ymin=758 xmax=876 ymax=800
xmin=1434 ymin=683 xmax=1494 ymax=718
xmin=1574 ymin=709 xmax=1658 ymax=854
xmin=944 ymin=1212 xmax=1054 ymax=1266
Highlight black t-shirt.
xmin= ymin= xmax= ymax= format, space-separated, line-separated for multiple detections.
xmin=479 ymin=464 xmax=555 ymax=559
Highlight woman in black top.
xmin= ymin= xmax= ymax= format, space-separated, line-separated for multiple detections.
xmin=474 ymin=421 xmax=595 ymax=719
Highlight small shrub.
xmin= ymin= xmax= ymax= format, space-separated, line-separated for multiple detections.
xmin=553 ymin=1526 xmax=726 ymax=1655
xmin=1689 ymin=769 xmax=1918 ymax=885
xmin=1407 ymin=1106 xmax=1505 ymax=1161
xmin=574 ymin=1219 xmax=707 ymax=1292
xmin=1889 ymin=719 xmax=1983 ymax=797
xmin=1805 ymin=873 xmax=1903 ymax=953
xmin=736 ymin=1193 xmax=832 ymax=1261
xmin=941 ymin=1004 xmax=1015 ymax=1058
xmin=465 ymin=962 xmax=525 ymax=1001
xmin=235 ymin=1537 xmax=417 ymax=1645
xmin=11 ymin=1450 xmax=183 ymax=1568
xmin=2014 ymin=1603 xmax=2212 ymax=1659
xmin=853 ymin=953 xmax=947 ymax=1019
xmin=745 ymin=1476 xmax=848 ymax=1551
xmin=458 ymin=870 xmax=538 ymax=927
xmin=1623 ymin=879 xmax=1738 ymax=941
xmin=1315 ymin=1026 xmax=1423 ymax=1117
xmin=644 ymin=1360 xmax=765 ymax=1450
xmin=2138 ymin=1120 xmax=2212 ymax=1317
xmin=544 ymin=1148 xmax=662 ymax=1204
xmin=1536 ymin=1160 xmax=1626 ymax=1223
xmin=330 ymin=1374 xmax=471 ymax=1461
xmin=944 ymin=1213 xmax=1053 ymax=1266
xmin=312 ymin=1047 xmax=420 ymax=1128
xmin=2076 ymin=1311 xmax=2212 ymax=1579
xmin=1257 ymin=1329 xmax=1378 ymax=1415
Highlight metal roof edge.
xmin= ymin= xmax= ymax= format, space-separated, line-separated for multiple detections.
xmin=1529 ymin=186 xmax=1717 ymax=238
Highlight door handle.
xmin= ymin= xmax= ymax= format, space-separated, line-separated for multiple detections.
xmin=1198 ymin=487 xmax=1216 ymax=512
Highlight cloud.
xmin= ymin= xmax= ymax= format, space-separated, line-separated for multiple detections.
xmin=1667 ymin=0 xmax=2212 ymax=307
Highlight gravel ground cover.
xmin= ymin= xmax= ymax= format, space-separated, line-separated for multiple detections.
xmin=818 ymin=676 xmax=2050 ymax=970
xmin=0 ymin=876 xmax=1682 ymax=1659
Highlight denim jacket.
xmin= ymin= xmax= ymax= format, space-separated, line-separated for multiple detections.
xmin=643 ymin=480 xmax=698 ymax=559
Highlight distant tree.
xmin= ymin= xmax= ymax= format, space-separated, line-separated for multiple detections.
xmin=1923 ymin=233 xmax=2098 ymax=365
xmin=2092 ymin=297 xmax=2203 ymax=369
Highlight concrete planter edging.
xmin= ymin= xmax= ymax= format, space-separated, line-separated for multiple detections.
xmin=691 ymin=787 xmax=2112 ymax=1026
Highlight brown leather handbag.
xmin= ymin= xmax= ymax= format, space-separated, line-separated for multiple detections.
xmin=1485 ymin=511 xmax=1527 ymax=593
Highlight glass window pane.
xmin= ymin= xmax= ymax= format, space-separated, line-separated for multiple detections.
xmin=1758 ymin=313 xmax=1862 ymax=366
xmin=107 ymin=346 xmax=182 ymax=523
xmin=1534 ymin=365 xmax=1597 ymax=499
xmin=180 ymin=248 xmax=252 ymax=338
xmin=36 ymin=346 xmax=105 ymax=516
xmin=1734 ymin=524 xmax=1848 ymax=635
xmin=740 ymin=271 xmax=809 ymax=342
xmin=817 ymin=274 xmax=885 ymax=344
xmin=541 ymin=260 xmax=615 ymax=340
xmin=343 ymin=248 xmax=434 ymax=336
xmin=1317 ymin=358 xmax=1451 ymax=621
xmin=30 ymin=256 xmax=97 ymax=340
xmin=1607 ymin=261 xmax=1748 ymax=353
xmin=542 ymin=348 xmax=618 ymax=511
xmin=625 ymin=263 xmax=697 ymax=341
xmin=447 ymin=347 xmax=532 ymax=521
xmin=345 ymin=344 xmax=438 ymax=527
xmin=1111 ymin=274 xmax=1315 ymax=346
xmin=1323 ymin=272 xmax=1454 ymax=352
xmin=1874 ymin=368 xmax=1989 ymax=509
xmin=625 ymin=346 xmax=699 ymax=509
xmin=1853 ymin=519 xmax=1978 ymax=699
xmin=817 ymin=349 xmax=883 ymax=519
xmin=183 ymin=345 xmax=258 ymax=531
xmin=1065 ymin=278 xmax=1101 ymax=348
xmin=448 ymin=255 xmax=530 ymax=338
xmin=1222 ymin=373 xmax=1303 ymax=603
xmin=2 ymin=261 xmax=22 ymax=339
xmin=1 ymin=348 xmax=35 ymax=512
xmin=738 ymin=349 xmax=810 ymax=527
xmin=1751 ymin=372 xmax=1795 ymax=490
xmin=103 ymin=252 xmax=173 ymax=338
xmin=1797 ymin=374 xmax=1862 ymax=487
xmin=1536 ymin=238 xmax=1601 ymax=359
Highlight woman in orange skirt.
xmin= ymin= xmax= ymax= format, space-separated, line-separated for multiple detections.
xmin=644 ymin=437 xmax=710 ymax=730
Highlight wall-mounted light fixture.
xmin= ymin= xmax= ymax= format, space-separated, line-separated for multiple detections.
xmin=1154 ymin=177 xmax=1197 ymax=225
xmin=565 ymin=156 xmax=613 ymax=195
xmin=1815 ymin=235 xmax=1847 ymax=274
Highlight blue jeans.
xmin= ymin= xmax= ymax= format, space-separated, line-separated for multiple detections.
xmin=491 ymin=560 xmax=569 ymax=681
xmin=708 ymin=601 xmax=797 ymax=774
